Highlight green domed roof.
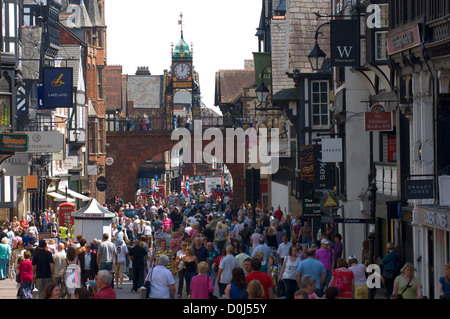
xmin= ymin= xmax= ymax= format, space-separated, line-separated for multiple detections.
xmin=173 ymin=32 xmax=192 ymax=61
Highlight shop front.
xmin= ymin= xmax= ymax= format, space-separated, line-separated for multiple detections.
xmin=417 ymin=205 xmax=450 ymax=299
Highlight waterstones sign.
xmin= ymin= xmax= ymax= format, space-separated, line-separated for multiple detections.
xmin=43 ymin=68 xmax=73 ymax=108
xmin=330 ymin=19 xmax=360 ymax=67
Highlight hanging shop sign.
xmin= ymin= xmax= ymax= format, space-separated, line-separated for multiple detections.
xmin=313 ymin=144 xmax=334 ymax=190
xmin=330 ymin=19 xmax=360 ymax=67
xmin=321 ymin=138 xmax=343 ymax=163
xmin=405 ymin=179 xmax=434 ymax=200
xmin=272 ymin=158 xmax=295 ymax=182
xmin=387 ymin=25 xmax=421 ymax=56
xmin=364 ymin=106 xmax=393 ymax=131
xmin=96 ymin=176 xmax=107 ymax=192
xmin=43 ymin=67 xmax=73 ymax=108
xmin=26 ymin=131 xmax=64 ymax=153
xmin=0 ymin=133 xmax=28 ymax=152
xmin=0 ymin=153 xmax=29 ymax=176
xmin=299 ymin=145 xmax=314 ymax=184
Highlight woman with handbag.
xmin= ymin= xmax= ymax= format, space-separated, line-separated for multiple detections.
xmin=16 ymin=251 xmax=33 ymax=299
xmin=393 ymin=262 xmax=422 ymax=299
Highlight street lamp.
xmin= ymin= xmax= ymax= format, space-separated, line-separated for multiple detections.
xmin=255 ymin=65 xmax=271 ymax=103
xmin=307 ymin=22 xmax=330 ymax=71
xmin=255 ymin=80 xmax=270 ymax=103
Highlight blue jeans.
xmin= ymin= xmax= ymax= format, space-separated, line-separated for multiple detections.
xmin=283 ymin=279 xmax=298 ymax=299
xmin=320 ymin=270 xmax=332 ymax=294
xmin=184 ymin=271 xmax=197 ymax=296
xmin=0 ymin=258 xmax=8 ymax=279
xmin=207 ymin=270 xmax=217 ymax=288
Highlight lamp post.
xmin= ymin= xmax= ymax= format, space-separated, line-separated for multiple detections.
xmin=368 ymin=179 xmax=378 ymax=299
xmin=307 ymin=22 xmax=330 ymax=71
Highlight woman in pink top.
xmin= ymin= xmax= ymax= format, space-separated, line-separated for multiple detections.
xmin=190 ymin=262 xmax=214 ymax=299
xmin=329 ymin=258 xmax=355 ymax=299
xmin=162 ymin=213 xmax=172 ymax=231
xmin=17 ymin=251 xmax=33 ymax=299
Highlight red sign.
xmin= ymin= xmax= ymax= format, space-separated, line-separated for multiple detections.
xmin=387 ymin=25 xmax=421 ymax=55
xmin=59 ymin=202 xmax=75 ymax=227
xmin=388 ymin=137 xmax=396 ymax=162
xmin=365 ymin=112 xmax=393 ymax=131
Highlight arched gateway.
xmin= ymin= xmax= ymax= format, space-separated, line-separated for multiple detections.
xmin=105 ymin=128 xmax=245 ymax=207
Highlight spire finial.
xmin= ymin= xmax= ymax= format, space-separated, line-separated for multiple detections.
xmin=179 ymin=12 xmax=184 ymax=39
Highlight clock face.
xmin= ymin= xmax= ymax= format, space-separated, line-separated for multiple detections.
xmin=174 ymin=62 xmax=191 ymax=80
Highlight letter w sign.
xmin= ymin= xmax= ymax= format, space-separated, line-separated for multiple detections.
xmin=330 ymin=20 xmax=360 ymax=67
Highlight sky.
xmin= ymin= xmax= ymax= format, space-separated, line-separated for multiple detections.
xmin=105 ymin=0 xmax=262 ymax=114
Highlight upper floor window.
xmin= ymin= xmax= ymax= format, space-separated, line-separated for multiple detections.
xmin=311 ymin=81 xmax=330 ymax=128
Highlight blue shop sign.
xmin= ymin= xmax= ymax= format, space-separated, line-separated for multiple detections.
xmin=43 ymin=68 xmax=73 ymax=108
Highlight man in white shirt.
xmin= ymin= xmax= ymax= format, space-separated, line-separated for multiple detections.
xmin=217 ymin=246 xmax=240 ymax=297
xmin=277 ymin=235 xmax=293 ymax=266
xmin=145 ymin=255 xmax=175 ymax=299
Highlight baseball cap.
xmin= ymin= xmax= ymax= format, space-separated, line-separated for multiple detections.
xmin=321 ymin=239 xmax=330 ymax=245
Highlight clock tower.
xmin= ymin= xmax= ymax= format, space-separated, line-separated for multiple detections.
xmin=165 ymin=13 xmax=201 ymax=127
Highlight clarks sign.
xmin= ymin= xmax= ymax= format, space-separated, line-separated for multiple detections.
xmin=387 ymin=25 xmax=421 ymax=55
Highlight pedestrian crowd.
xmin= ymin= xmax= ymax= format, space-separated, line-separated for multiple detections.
xmin=1 ymin=190 xmax=449 ymax=300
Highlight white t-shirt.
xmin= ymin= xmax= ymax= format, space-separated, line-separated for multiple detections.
xmin=176 ymin=250 xmax=186 ymax=269
xmin=115 ymin=243 xmax=128 ymax=263
xmin=349 ymin=264 xmax=367 ymax=286
xmin=219 ymin=254 xmax=240 ymax=284
xmin=144 ymin=225 xmax=152 ymax=236
xmin=146 ymin=265 xmax=175 ymax=299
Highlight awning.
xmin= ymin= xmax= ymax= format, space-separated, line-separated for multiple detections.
xmin=58 ymin=188 xmax=91 ymax=201
xmin=47 ymin=192 xmax=75 ymax=202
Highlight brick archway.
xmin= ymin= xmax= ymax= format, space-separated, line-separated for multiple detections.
xmin=105 ymin=130 xmax=245 ymax=207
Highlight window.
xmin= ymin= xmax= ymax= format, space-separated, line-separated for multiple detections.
xmin=88 ymin=123 xmax=95 ymax=154
xmin=360 ymin=38 xmax=367 ymax=66
xmin=98 ymin=68 xmax=103 ymax=99
xmin=375 ymin=32 xmax=388 ymax=61
xmin=311 ymin=81 xmax=329 ymax=128
xmin=379 ymin=4 xmax=390 ymax=28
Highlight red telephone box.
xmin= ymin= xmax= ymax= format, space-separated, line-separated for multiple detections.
xmin=157 ymin=185 xmax=166 ymax=199
xmin=59 ymin=202 xmax=75 ymax=227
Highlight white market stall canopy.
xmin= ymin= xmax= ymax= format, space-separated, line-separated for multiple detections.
xmin=72 ymin=198 xmax=115 ymax=219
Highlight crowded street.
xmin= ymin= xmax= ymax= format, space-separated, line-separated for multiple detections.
xmin=0 ymin=0 xmax=449 ymax=311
